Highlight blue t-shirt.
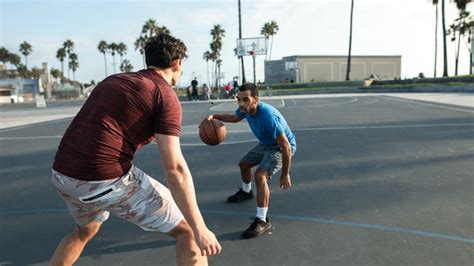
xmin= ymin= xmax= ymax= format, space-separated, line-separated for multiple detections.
xmin=236 ymin=101 xmax=296 ymax=151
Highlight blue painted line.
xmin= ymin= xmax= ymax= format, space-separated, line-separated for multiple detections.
xmin=1 ymin=208 xmax=473 ymax=244
xmin=201 ymin=210 xmax=474 ymax=244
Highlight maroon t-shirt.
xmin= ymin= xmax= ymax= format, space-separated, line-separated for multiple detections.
xmin=53 ymin=69 xmax=181 ymax=181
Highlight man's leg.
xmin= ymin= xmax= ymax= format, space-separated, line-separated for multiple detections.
xmin=169 ymin=220 xmax=207 ymax=266
xmin=238 ymin=160 xmax=254 ymax=184
xmin=241 ymin=169 xmax=272 ymax=239
xmin=49 ymin=221 xmax=102 ymax=266
xmin=254 ymin=169 xmax=270 ymax=208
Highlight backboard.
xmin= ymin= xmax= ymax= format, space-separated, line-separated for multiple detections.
xmin=235 ymin=37 xmax=268 ymax=57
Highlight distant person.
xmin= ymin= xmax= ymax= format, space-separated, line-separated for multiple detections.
xmin=191 ymin=77 xmax=199 ymax=101
xmin=50 ymin=33 xmax=221 ymax=265
xmin=232 ymin=77 xmax=239 ymax=97
xmin=202 ymin=83 xmax=211 ymax=100
xmin=186 ymin=85 xmax=192 ymax=101
xmin=208 ymin=83 xmax=296 ymax=239
xmin=225 ymin=82 xmax=232 ymax=98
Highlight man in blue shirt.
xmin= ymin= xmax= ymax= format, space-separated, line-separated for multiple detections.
xmin=208 ymin=83 xmax=296 ymax=239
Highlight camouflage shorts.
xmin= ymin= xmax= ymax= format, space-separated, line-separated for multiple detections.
xmin=51 ymin=165 xmax=183 ymax=233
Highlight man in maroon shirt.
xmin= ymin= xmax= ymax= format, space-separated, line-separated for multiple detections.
xmin=50 ymin=34 xmax=221 ymax=265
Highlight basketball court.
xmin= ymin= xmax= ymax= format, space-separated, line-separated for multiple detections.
xmin=0 ymin=93 xmax=473 ymax=265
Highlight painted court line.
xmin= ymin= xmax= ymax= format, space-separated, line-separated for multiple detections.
xmin=295 ymin=123 xmax=474 ymax=132
xmin=378 ymin=95 xmax=474 ymax=113
xmin=283 ymin=97 xmax=358 ymax=109
xmin=1 ymin=123 xmax=473 ymax=141
xmin=0 ymin=207 xmax=472 ymax=244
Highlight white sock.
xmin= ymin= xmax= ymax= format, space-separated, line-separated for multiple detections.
xmin=256 ymin=207 xmax=268 ymax=221
xmin=242 ymin=182 xmax=252 ymax=193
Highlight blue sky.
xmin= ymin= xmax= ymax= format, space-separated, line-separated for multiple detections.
xmin=1 ymin=0 xmax=472 ymax=85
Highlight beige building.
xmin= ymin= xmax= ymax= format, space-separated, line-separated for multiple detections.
xmin=265 ymin=55 xmax=401 ymax=84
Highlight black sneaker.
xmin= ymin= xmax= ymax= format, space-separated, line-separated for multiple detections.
xmin=242 ymin=217 xmax=271 ymax=239
xmin=227 ymin=188 xmax=254 ymax=203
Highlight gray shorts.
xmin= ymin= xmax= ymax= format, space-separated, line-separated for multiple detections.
xmin=51 ymin=165 xmax=183 ymax=233
xmin=241 ymin=143 xmax=295 ymax=178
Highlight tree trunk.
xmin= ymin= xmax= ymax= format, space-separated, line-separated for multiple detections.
xmin=270 ymin=36 xmax=274 ymax=60
xmin=67 ymin=55 xmax=70 ymax=80
xmin=345 ymin=0 xmax=354 ymax=81
xmin=214 ymin=62 xmax=218 ymax=91
xmin=61 ymin=61 xmax=64 ymax=84
xmin=238 ymin=0 xmax=246 ymax=84
xmin=455 ymin=29 xmax=461 ymax=76
xmin=207 ymin=60 xmax=210 ymax=86
xmin=441 ymin=0 xmax=449 ymax=77
xmin=103 ymin=53 xmax=108 ymax=77
xmin=434 ymin=4 xmax=438 ymax=78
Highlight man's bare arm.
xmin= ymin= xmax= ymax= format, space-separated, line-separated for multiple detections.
xmin=208 ymin=114 xmax=242 ymax=123
xmin=155 ymin=133 xmax=221 ymax=256
xmin=276 ymin=133 xmax=292 ymax=189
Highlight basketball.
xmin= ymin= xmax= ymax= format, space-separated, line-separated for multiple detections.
xmin=199 ymin=119 xmax=226 ymax=145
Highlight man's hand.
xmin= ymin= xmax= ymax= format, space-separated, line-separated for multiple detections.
xmin=279 ymin=174 xmax=291 ymax=190
xmin=195 ymin=228 xmax=222 ymax=256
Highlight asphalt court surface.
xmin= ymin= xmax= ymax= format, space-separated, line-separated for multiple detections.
xmin=1 ymin=95 xmax=473 ymax=265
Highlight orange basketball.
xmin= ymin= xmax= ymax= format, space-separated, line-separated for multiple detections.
xmin=199 ymin=119 xmax=226 ymax=145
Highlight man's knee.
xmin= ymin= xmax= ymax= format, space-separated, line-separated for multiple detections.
xmin=254 ymin=170 xmax=269 ymax=185
xmin=76 ymin=222 xmax=101 ymax=241
xmin=239 ymin=160 xmax=252 ymax=170
xmin=168 ymin=220 xmax=193 ymax=240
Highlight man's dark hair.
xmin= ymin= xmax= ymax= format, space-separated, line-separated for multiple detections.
xmin=239 ymin=83 xmax=258 ymax=97
xmin=145 ymin=34 xmax=188 ymax=68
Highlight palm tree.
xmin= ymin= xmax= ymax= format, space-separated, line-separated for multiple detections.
xmin=120 ymin=59 xmax=133 ymax=72
xmin=451 ymin=0 xmax=470 ymax=76
xmin=142 ymin=19 xmax=171 ymax=37
xmin=63 ymin=39 xmax=75 ymax=79
xmin=0 ymin=47 xmax=10 ymax=69
xmin=142 ymin=19 xmax=158 ymax=37
xmin=159 ymin=26 xmax=171 ymax=35
xmin=69 ymin=53 xmax=79 ymax=81
xmin=203 ymin=51 xmax=212 ymax=86
xmin=108 ymin=42 xmax=118 ymax=73
xmin=134 ymin=35 xmax=148 ymax=68
xmin=117 ymin=42 xmax=127 ymax=65
xmin=345 ymin=0 xmax=355 ymax=81
xmin=210 ymin=24 xmax=225 ymax=88
xmin=56 ymin=48 xmax=66 ymax=82
xmin=50 ymin=68 xmax=61 ymax=80
xmin=260 ymin=21 xmax=279 ymax=60
xmin=19 ymin=41 xmax=32 ymax=69
xmin=433 ymin=0 xmax=439 ymax=78
xmin=98 ymin=41 xmax=108 ymax=77
xmin=8 ymin=53 xmax=21 ymax=69
xmin=441 ymin=0 xmax=449 ymax=77
xmin=261 ymin=22 xmax=271 ymax=60
xmin=448 ymin=11 xmax=470 ymax=76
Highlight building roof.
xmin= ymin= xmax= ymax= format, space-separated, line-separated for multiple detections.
xmin=282 ymin=55 xmax=402 ymax=60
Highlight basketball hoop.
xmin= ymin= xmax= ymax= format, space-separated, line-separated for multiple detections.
xmin=235 ymin=37 xmax=267 ymax=57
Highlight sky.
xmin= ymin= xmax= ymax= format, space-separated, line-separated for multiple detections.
xmin=1 ymin=0 xmax=473 ymax=86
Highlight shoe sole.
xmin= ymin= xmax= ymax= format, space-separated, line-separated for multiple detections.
xmin=227 ymin=197 xmax=253 ymax=203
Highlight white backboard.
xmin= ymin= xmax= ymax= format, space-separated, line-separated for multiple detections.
xmin=236 ymin=37 xmax=268 ymax=57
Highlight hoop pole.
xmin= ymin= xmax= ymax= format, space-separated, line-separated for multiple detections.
xmin=252 ymin=54 xmax=256 ymax=84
